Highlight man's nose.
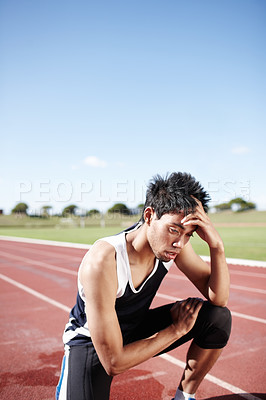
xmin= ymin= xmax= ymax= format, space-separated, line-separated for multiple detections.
xmin=173 ymin=237 xmax=184 ymax=248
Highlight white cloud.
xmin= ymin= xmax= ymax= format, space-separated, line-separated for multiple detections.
xmin=83 ymin=156 xmax=107 ymax=168
xmin=231 ymin=146 xmax=250 ymax=155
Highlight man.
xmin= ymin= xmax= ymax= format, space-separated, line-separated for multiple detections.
xmin=56 ymin=172 xmax=231 ymax=400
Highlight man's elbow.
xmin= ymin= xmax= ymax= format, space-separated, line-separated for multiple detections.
xmin=208 ymin=293 xmax=229 ymax=308
xmin=208 ymin=290 xmax=229 ymax=307
xmin=210 ymin=299 xmax=228 ymax=308
xmin=105 ymin=366 xmax=120 ymax=377
xmin=105 ymin=364 xmax=125 ymax=377
xmin=103 ymin=357 xmax=126 ymax=377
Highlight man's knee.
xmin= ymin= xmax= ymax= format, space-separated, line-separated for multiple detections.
xmin=194 ymin=301 xmax=232 ymax=349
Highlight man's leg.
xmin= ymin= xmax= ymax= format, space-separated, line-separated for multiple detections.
xmin=174 ymin=302 xmax=232 ymax=398
xmin=178 ymin=344 xmax=223 ymax=393
xmin=56 ymin=343 xmax=113 ymax=400
xmin=128 ymin=301 xmax=231 ymax=399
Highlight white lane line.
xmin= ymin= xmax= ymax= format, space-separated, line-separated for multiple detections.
xmin=1 ymin=236 xmax=265 ymax=267
xmin=0 ymin=243 xmax=83 ymax=262
xmin=159 ymin=354 xmax=263 ymax=400
xmin=200 ymin=255 xmax=266 ymax=268
xmin=230 ymin=284 xmax=266 ymax=294
xmin=219 ymin=346 xmax=264 ymax=361
xmin=113 ymin=371 xmax=167 ymax=384
xmin=2 ymin=251 xmax=264 ymax=296
xmin=170 ymin=269 xmax=266 ymax=279
xmin=156 ymin=293 xmax=266 ymax=324
xmin=167 ymin=274 xmax=266 ymax=295
xmin=0 ymin=235 xmax=91 ymax=249
xmin=0 ymin=250 xmax=77 ymax=276
xmin=1 ymin=251 xmax=265 ymax=324
xmin=0 ymin=272 xmax=263 ymax=399
xmin=0 ymin=273 xmax=71 ymax=313
xmin=230 ymin=269 xmax=266 ymax=278
xmin=3 ymin=240 xmax=265 ymax=279
xmin=134 ymin=371 xmax=166 ymax=381
xmin=230 ymin=311 xmax=266 ymax=324
xmin=156 ymin=293 xmax=182 ymax=302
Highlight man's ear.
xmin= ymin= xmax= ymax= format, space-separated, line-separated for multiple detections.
xmin=143 ymin=207 xmax=154 ymax=225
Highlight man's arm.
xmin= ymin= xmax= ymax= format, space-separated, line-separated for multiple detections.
xmin=175 ymin=199 xmax=230 ymax=307
xmin=79 ymin=240 xmax=203 ymax=376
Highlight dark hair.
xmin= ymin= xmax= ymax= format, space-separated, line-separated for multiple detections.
xmin=141 ymin=172 xmax=210 ymax=222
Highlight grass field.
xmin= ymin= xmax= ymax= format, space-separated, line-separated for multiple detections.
xmin=1 ymin=211 xmax=266 ymax=261
xmin=190 ymin=226 xmax=266 ymax=261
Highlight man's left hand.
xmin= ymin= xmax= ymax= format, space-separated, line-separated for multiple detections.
xmin=181 ymin=197 xmax=223 ymax=250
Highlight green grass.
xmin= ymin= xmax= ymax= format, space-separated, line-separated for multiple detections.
xmin=0 ymin=213 xmax=138 ymax=228
xmin=1 ymin=211 xmax=266 ymax=261
xmin=0 ymin=214 xmax=61 ymax=227
xmin=190 ymin=226 xmax=266 ymax=261
xmin=0 ymin=226 xmax=122 ymax=244
xmin=209 ymin=210 xmax=266 ymax=224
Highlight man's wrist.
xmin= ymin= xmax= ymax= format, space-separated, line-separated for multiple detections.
xmin=209 ymin=240 xmax=225 ymax=253
xmin=170 ymin=323 xmax=187 ymax=338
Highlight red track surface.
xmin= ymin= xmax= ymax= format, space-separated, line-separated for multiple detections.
xmin=0 ymin=238 xmax=265 ymax=400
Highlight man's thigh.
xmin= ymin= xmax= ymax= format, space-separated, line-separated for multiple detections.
xmin=126 ymin=301 xmax=231 ymax=352
xmin=125 ymin=303 xmax=178 ymax=344
xmin=57 ymin=343 xmax=113 ymax=400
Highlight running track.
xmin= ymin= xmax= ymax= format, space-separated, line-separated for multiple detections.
xmin=0 ymin=237 xmax=265 ymax=400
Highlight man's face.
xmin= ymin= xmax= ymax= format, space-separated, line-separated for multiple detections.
xmin=146 ymin=209 xmax=196 ymax=262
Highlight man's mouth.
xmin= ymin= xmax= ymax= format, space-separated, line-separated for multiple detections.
xmin=165 ymin=251 xmax=178 ymax=260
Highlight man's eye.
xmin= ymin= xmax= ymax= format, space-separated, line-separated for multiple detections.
xmin=187 ymin=232 xmax=194 ymax=238
xmin=169 ymin=227 xmax=179 ymax=234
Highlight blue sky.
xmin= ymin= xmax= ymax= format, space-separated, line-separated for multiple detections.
xmin=1 ymin=0 xmax=266 ymax=214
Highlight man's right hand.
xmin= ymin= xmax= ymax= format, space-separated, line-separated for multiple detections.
xmin=170 ymin=297 xmax=203 ymax=336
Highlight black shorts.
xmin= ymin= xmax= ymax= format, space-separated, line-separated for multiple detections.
xmin=56 ymin=301 xmax=231 ymax=400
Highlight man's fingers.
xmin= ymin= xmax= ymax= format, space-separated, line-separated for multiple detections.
xmin=182 ymin=297 xmax=203 ymax=312
xmin=171 ymin=297 xmax=203 ymax=314
xmin=181 ymin=210 xmax=205 ymax=225
xmin=171 ymin=298 xmax=204 ymax=335
xmin=193 ymin=298 xmax=203 ymax=314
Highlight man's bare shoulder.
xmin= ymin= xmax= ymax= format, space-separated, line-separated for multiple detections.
xmin=80 ymin=239 xmax=116 ymax=276
xmin=80 ymin=240 xmax=119 ymax=307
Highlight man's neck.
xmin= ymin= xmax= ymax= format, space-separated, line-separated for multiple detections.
xmin=126 ymin=224 xmax=155 ymax=266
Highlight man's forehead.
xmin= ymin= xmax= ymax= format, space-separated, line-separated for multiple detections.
xmin=161 ymin=212 xmax=197 ymax=232
xmin=162 ymin=210 xmax=186 ymax=219
xmin=172 ymin=221 xmax=197 ymax=233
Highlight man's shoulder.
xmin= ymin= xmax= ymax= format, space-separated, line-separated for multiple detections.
xmin=80 ymin=240 xmax=116 ymax=277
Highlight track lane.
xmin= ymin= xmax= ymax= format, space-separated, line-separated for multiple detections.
xmin=2 ymin=247 xmax=266 ymax=330
xmin=1 ymin=246 xmax=265 ymax=323
xmin=0 ymin=276 xmax=66 ymax=400
xmin=0 ymin=239 xmax=265 ymax=400
xmin=1 ymin=271 xmax=265 ymax=400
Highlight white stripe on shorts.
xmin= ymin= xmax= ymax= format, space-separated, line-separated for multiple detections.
xmin=57 ymin=346 xmax=70 ymax=400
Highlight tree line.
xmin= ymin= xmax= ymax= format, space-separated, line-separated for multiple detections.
xmin=9 ymin=202 xmax=144 ymax=217
xmin=214 ymin=197 xmax=256 ymax=212
xmin=8 ymin=197 xmax=257 ymax=217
